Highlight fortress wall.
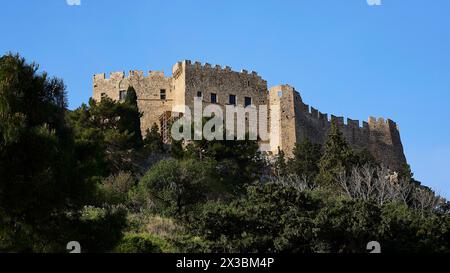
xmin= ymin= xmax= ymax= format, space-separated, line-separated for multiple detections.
xmin=366 ymin=117 xmax=407 ymax=170
xmin=176 ymin=61 xmax=270 ymax=142
xmin=182 ymin=60 xmax=268 ymax=110
xmin=287 ymin=91 xmax=406 ymax=170
xmin=93 ymin=71 xmax=174 ymax=134
xmin=294 ymin=94 xmax=330 ymax=146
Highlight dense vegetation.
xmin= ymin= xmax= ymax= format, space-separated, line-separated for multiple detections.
xmin=1 ymin=54 xmax=448 ymax=253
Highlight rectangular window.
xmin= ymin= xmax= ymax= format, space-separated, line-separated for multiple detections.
xmin=160 ymin=89 xmax=166 ymax=100
xmin=119 ymin=90 xmax=127 ymax=101
xmin=229 ymin=94 xmax=236 ymax=105
xmin=211 ymin=93 xmax=217 ymax=103
xmin=197 ymin=91 xmax=202 ymax=98
xmin=244 ymin=97 xmax=252 ymax=107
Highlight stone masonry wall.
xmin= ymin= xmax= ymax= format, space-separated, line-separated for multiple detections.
xmin=93 ymin=60 xmax=407 ymax=171
xmin=269 ymin=85 xmax=407 ymax=170
xmin=93 ymin=70 xmax=174 ymax=135
xmin=182 ymin=60 xmax=268 ymax=110
xmin=269 ymin=85 xmax=297 ymax=157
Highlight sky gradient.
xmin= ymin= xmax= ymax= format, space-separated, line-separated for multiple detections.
xmin=1 ymin=0 xmax=449 ymax=197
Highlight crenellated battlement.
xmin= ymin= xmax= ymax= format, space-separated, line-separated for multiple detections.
xmin=297 ymin=98 xmax=398 ymax=133
xmin=170 ymin=60 xmax=268 ymax=89
xmin=278 ymin=89 xmax=406 ymax=169
xmin=93 ymin=70 xmax=168 ymax=82
xmin=180 ymin=60 xmax=265 ymax=81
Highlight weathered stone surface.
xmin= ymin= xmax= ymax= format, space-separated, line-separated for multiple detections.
xmin=268 ymin=85 xmax=407 ymax=170
xmin=93 ymin=61 xmax=407 ymax=170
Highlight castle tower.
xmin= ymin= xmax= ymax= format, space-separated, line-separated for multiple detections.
xmin=93 ymin=70 xmax=173 ymax=134
xmin=268 ymin=85 xmax=298 ymax=157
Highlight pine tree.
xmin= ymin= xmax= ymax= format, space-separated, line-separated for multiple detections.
xmin=316 ymin=122 xmax=354 ymax=189
xmin=398 ymin=163 xmax=414 ymax=182
xmin=0 ymin=53 xmax=109 ymax=251
xmin=274 ymin=147 xmax=288 ymax=177
xmin=288 ymin=138 xmax=322 ymax=181
xmin=143 ymin=123 xmax=165 ymax=153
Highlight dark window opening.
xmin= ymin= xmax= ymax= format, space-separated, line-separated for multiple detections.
xmin=197 ymin=91 xmax=202 ymax=98
xmin=229 ymin=94 xmax=236 ymax=105
xmin=160 ymin=89 xmax=166 ymax=100
xmin=245 ymin=97 xmax=252 ymax=107
xmin=100 ymin=93 xmax=106 ymax=99
xmin=211 ymin=93 xmax=217 ymax=103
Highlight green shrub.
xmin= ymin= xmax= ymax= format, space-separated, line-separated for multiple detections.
xmin=98 ymin=172 xmax=135 ymax=205
xmin=77 ymin=205 xmax=128 ymax=253
xmin=114 ymin=233 xmax=175 ymax=253
xmin=170 ymin=234 xmax=212 ymax=253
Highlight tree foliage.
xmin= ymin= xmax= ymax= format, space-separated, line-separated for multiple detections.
xmin=317 ymin=122 xmax=356 ymax=189
xmin=140 ymin=159 xmax=216 ymax=216
xmin=67 ymin=93 xmax=145 ymax=174
xmin=186 ymin=134 xmax=265 ymax=192
xmin=143 ymin=123 xmax=165 ymax=153
xmin=187 ymin=182 xmax=450 ymax=253
xmin=0 ymin=54 xmax=125 ymax=252
xmin=288 ymin=138 xmax=322 ymax=181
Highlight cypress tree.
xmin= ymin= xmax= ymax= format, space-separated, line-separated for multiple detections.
xmin=120 ymin=86 xmax=143 ymax=148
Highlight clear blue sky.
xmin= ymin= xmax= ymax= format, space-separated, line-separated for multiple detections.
xmin=1 ymin=0 xmax=449 ymax=198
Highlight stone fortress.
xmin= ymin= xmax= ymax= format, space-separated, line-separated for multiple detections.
xmin=93 ymin=60 xmax=407 ymax=170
